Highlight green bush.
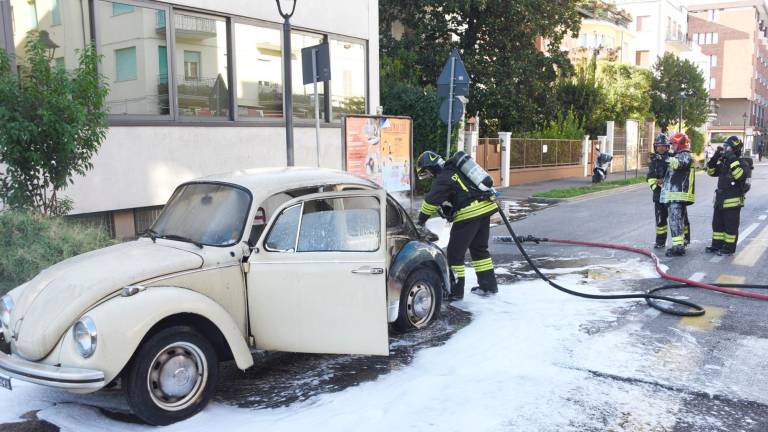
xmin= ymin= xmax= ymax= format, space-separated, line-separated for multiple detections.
xmin=0 ymin=211 xmax=116 ymax=294
xmin=686 ymin=128 xmax=704 ymax=155
xmin=526 ymin=110 xmax=585 ymax=139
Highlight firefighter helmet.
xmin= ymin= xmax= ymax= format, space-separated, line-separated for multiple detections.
xmin=669 ymin=133 xmax=690 ymax=152
xmin=723 ymin=135 xmax=744 ymax=156
xmin=416 ymin=151 xmax=445 ymax=180
xmin=654 ymin=133 xmax=670 ymax=147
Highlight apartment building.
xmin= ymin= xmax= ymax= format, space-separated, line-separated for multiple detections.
xmin=0 ymin=0 xmax=378 ymax=237
xmin=686 ymin=0 xmax=768 ymax=149
xmin=563 ymin=3 xmax=636 ymax=64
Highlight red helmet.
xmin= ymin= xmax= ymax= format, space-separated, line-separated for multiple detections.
xmin=669 ymin=133 xmax=689 ymax=152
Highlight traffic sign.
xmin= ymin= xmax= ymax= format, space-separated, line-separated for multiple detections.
xmin=301 ymin=43 xmax=331 ymax=85
xmin=437 ymin=48 xmax=470 ymax=97
xmin=439 ymin=97 xmax=464 ymax=125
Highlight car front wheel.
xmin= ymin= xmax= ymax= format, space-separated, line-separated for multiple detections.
xmin=124 ymin=325 xmax=218 ymax=426
xmin=394 ymin=268 xmax=442 ymax=332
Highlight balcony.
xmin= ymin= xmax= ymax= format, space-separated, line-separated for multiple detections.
xmin=156 ymin=12 xmax=217 ymax=39
xmin=665 ymin=30 xmax=693 ymax=51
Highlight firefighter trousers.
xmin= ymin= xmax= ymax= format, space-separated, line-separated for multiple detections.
xmin=668 ymin=203 xmax=690 ymax=247
xmin=654 ymin=202 xmax=668 ymax=245
xmin=446 ymin=214 xmax=498 ymax=293
xmin=710 ymin=207 xmax=741 ymax=253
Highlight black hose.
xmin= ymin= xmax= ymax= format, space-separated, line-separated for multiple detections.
xmin=495 ymin=205 xmax=768 ymax=317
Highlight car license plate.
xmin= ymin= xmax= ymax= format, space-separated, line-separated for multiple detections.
xmin=0 ymin=374 xmax=11 ymax=391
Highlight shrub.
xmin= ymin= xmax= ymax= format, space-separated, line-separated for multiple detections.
xmin=686 ymin=128 xmax=704 ymax=155
xmin=527 ymin=110 xmax=586 ymax=139
xmin=0 ymin=211 xmax=116 ymax=294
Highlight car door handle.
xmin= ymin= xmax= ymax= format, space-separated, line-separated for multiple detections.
xmin=351 ymin=267 xmax=384 ymax=275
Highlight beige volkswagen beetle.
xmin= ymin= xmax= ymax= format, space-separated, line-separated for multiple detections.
xmin=0 ymin=168 xmax=449 ymax=425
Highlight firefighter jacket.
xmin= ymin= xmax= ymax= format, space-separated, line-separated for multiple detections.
xmin=660 ymin=150 xmax=695 ymax=205
xmin=646 ymin=151 xmax=670 ymax=203
xmin=706 ymin=154 xmax=750 ymax=209
xmin=418 ymin=160 xmax=498 ymax=225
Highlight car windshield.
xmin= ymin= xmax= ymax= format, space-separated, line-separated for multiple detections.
xmin=151 ymin=183 xmax=251 ymax=247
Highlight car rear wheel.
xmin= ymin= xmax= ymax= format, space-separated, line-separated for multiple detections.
xmin=124 ymin=325 xmax=218 ymax=426
xmin=394 ymin=268 xmax=442 ymax=332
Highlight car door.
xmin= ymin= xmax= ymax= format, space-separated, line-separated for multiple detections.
xmin=247 ymin=189 xmax=389 ymax=356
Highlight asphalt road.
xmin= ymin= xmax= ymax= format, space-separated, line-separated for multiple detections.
xmin=489 ymin=160 xmax=768 ymax=431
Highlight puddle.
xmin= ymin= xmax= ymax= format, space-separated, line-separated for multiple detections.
xmin=215 ymin=305 xmax=472 ymax=409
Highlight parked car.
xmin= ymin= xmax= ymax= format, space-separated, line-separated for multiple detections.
xmin=0 ymin=168 xmax=449 ymax=425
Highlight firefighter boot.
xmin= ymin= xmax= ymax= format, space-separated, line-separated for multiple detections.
xmin=471 ymin=270 xmax=498 ymax=297
xmin=448 ymin=277 xmax=465 ymax=301
xmin=665 ymin=245 xmax=686 ymax=257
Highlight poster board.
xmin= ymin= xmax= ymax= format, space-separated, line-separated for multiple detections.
xmin=343 ymin=115 xmax=413 ymax=193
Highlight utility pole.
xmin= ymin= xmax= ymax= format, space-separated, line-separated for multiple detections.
xmin=277 ymin=0 xmax=297 ymax=166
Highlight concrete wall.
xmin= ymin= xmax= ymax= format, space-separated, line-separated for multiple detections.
xmin=65 ymin=125 xmax=343 ymax=214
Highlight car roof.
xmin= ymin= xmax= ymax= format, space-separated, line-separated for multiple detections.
xmin=189 ymin=167 xmax=379 ymax=202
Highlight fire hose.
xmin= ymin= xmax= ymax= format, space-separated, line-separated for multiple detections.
xmin=494 ymin=205 xmax=768 ymax=317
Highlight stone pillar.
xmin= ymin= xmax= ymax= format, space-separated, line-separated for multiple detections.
xmin=625 ymin=120 xmax=639 ymax=171
xmin=498 ymin=132 xmax=512 ymax=188
xmin=464 ymin=130 xmax=478 ymax=159
xmin=605 ymin=121 xmax=615 ymax=173
xmin=582 ymin=135 xmax=591 ymax=177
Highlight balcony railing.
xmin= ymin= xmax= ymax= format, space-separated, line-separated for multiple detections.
xmin=665 ymin=30 xmax=693 ymax=49
xmin=156 ymin=11 xmax=217 ymax=36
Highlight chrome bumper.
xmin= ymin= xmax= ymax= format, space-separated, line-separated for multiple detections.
xmin=0 ymin=351 xmax=105 ymax=390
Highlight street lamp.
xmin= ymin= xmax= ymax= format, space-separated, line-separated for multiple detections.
xmin=276 ymin=0 xmax=297 ymax=166
xmin=678 ymin=90 xmax=686 ymax=133
xmin=38 ymin=30 xmax=59 ymax=61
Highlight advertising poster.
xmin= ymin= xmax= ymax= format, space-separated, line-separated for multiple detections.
xmin=344 ymin=116 xmax=412 ymax=193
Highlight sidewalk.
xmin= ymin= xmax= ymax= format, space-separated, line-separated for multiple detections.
xmin=497 ymin=169 xmax=644 ymax=201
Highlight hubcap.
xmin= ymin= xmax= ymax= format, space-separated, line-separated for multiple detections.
xmin=147 ymin=342 xmax=208 ymax=411
xmin=406 ymin=281 xmax=435 ymax=327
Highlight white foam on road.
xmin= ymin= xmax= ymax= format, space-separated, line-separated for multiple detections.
xmin=689 ymin=272 xmax=706 ymax=282
xmin=759 ymin=215 xmax=767 ymax=221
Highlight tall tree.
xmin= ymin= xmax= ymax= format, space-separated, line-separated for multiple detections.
xmin=649 ymin=52 xmax=709 ymax=130
xmin=0 ymin=34 xmax=109 ymax=215
xmin=380 ymin=0 xmax=582 ymax=133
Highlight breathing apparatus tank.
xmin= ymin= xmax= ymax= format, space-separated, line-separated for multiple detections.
xmin=451 ymin=151 xmax=494 ymax=191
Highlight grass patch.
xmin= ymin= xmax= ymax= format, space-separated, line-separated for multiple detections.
xmin=532 ymin=176 xmax=646 ymax=199
xmin=0 ymin=211 xmax=116 ymax=294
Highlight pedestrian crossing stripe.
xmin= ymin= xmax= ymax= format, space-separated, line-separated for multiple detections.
xmin=678 ymin=306 xmax=725 ymax=331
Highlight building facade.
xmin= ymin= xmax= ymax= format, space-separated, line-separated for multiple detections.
xmin=562 ymin=3 xmax=636 ymax=64
xmin=685 ymin=0 xmax=768 ymax=148
xmin=1 ymin=0 xmax=379 ymax=237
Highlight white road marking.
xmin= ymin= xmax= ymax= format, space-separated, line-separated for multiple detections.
xmin=738 ymin=223 xmax=761 ymax=245
xmin=734 ymin=223 xmax=768 ymax=267
xmin=710 ymin=255 xmax=724 ymax=263
xmin=689 ymin=272 xmax=706 ymax=282
xmin=760 ymin=215 xmax=767 ymax=221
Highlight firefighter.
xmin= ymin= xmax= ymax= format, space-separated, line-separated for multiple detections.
xmin=415 ymin=151 xmax=499 ymax=299
xmin=661 ymin=133 xmax=695 ymax=257
xmin=705 ymin=136 xmax=752 ymax=256
xmin=647 ymin=134 xmax=672 ymax=249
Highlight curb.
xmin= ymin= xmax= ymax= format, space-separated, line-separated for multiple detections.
xmin=528 ymin=182 xmax=647 ymax=203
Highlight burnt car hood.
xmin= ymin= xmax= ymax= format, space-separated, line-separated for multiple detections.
xmin=10 ymin=240 xmax=203 ymax=361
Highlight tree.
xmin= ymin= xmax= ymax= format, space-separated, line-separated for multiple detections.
xmin=597 ymin=62 xmax=652 ymax=124
xmin=649 ymin=52 xmax=709 ymax=131
xmin=0 ymin=34 xmax=108 ymax=215
xmin=379 ymin=0 xmax=582 ymax=134
xmin=555 ymin=57 xmax=606 ymax=137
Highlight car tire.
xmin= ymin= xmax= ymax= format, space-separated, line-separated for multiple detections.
xmin=393 ymin=268 xmax=442 ymax=332
xmin=124 ymin=325 xmax=218 ymax=426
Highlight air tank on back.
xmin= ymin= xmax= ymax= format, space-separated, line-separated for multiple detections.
xmin=451 ymin=151 xmax=494 ymax=191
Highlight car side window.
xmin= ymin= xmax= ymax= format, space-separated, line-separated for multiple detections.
xmin=297 ymin=196 xmax=380 ymax=252
xmin=264 ymin=204 xmax=301 ymax=251
xmin=386 ymin=198 xmax=403 ymax=230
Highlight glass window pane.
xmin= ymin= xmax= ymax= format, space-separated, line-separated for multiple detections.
xmin=265 ymin=204 xmax=301 ymax=251
xmin=330 ymin=39 xmax=366 ymax=120
xmin=297 ymin=196 xmax=380 ymax=252
xmin=234 ymin=22 xmax=283 ymax=119
xmin=174 ymin=12 xmax=230 ymax=119
xmin=112 ymin=3 xmax=134 ymax=16
xmin=115 ymin=46 xmax=137 ymax=81
xmin=291 ymin=32 xmax=325 ymax=120
xmin=158 ymin=46 xmax=168 ymax=84
xmin=96 ymin=1 xmax=169 ymax=116
xmin=10 ymin=0 xmax=89 ymax=72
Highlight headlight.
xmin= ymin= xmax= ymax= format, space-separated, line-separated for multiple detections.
xmin=0 ymin=296 xmax=14 ymax=330
xmin=73 ymin=317 xmax=97 ymax=358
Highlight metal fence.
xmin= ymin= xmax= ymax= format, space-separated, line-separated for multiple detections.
xmin=508 ymin=138 xmax=582 ymax=169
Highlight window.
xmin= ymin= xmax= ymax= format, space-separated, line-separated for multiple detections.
xmin=330 ymin=38 xmax=366 ymax=120
xmin=636 ymin=50 xmax=650 ymax=67
xmin=291 ymin=31 xmax=326 ymax=120
xmin=636 ymin=16 xmax=649 ymax=32
xmin=710 ymin=77 xmax=716 ymax=90
xmin=183 ymin=51 xmax=201 ymax=80
xmin=52 ymin=0 xmax=61 ymax=25
xmin=708 ymin=9 xmax=720 ymax=21
xmin=705 ymin=33 xmax=712 ymax=44
xmin=265 ymin=204 xmax=301 ymax=251
xmin=710 ymin=55 xmax=717 ymax=68
xmin=115 ymin=46 xmax=137 ymax=81
xmin=234 ymin=22 xmax=283 ymax=119
xmin=174 ymin=11 xmax=230 ymax=119
xmin=96 ymin=1 xmax=168 ymax=116
xmin=713 ymin=32 xmax=719 ymax=44
xmin=297 ymin=196 xmax=380 ymax=252
xmin=112 ymin=3 xmax=134 ymax=15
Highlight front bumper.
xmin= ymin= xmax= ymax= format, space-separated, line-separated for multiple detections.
xmin=0 ymin=351 xmax=105 ymax=390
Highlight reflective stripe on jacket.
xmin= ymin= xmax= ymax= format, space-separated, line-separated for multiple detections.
xmin=418 ymin=162 xmax=497 ymax=225
xmin=707 ymin=154 xmax=748 ymax=209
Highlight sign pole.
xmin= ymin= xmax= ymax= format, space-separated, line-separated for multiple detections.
xmin=446 ymin=56 xmax=455 ymax=159
xmin=312 ymin=49 xmax=320 ymax=167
